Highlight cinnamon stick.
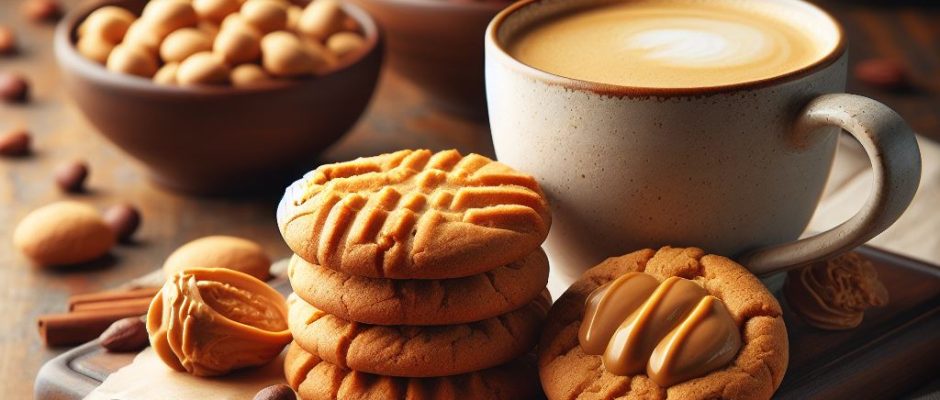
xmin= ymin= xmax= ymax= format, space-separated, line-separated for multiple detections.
xmin=71 ymin=297 xmax=154 ymax=313
xmin=38 ymin=305 xmax=151 ymax=347
xmin=67 ymin=287 xmax=159 ymax=310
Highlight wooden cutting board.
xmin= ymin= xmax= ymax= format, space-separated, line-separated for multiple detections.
xmin=34 ymin=246 xmax=940 ymax=400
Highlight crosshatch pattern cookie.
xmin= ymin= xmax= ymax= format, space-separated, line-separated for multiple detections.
xmin=284 ymin=342 xmax=541 ymax=400
xmin=539 ymin=247 xmax=788 ymax=400
xmin=288 ymin=248 xmax=549 ymax=325
xmin=277 ymin=149 xmax=551 ymax=279
xmin=287 ymin=291 xmax=551 ymax=377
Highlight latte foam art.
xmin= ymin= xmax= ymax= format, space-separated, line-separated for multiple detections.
xmin=625 ymin=23 xmax=771 ymax=67
xmin=509 ymin=1 xmax=826 ymax=88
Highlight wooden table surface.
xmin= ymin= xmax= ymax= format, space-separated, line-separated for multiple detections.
xmin=1 ymin=0 xmax=937 ymax=398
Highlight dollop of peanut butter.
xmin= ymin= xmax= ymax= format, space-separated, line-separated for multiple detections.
xmin=147 ymin=268 xmax=292 ymax=377
xmin=579 ymin=273 xmax=742 ymax=387
xmin=784 ymin=252 xmax=888 ymax=330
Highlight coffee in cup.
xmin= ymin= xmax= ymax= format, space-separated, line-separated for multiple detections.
xmin=507 ymin=0 xmax=828 ymax=88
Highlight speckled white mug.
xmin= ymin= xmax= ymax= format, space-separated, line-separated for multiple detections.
xmin=485 ymin=0 xmax=921 ymax=293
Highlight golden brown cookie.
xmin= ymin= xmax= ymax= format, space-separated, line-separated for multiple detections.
xmin=539 ymin=247 xmax=788 ymax=400
xmin=287 ymin=291 xmax=550 ymax=378
xmin=284 ymin=341 xmax=541 ymax=400
xmin=277 ymin=149 xmax=551 ymax=279
xmin=288 ymin=248 xmax=549 ymax=325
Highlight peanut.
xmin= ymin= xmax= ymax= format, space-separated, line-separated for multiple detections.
xmin=142 ymin=0 xmax=198 ymax=38
xmin=241 ymin=0 xmax=289 ymax=34
xmin=77 ymin=34 xmax=116 ymax=64
xmin=154 ymin=62 xmax=180 ymax=85
xmin=81 ymin=6 xmax=136 ymax=44
xmin=13 ymin=201 xmax=115 ymax=267
xmin=231 ymin=63 xmax=273 ymax=87
xmin=325 ymin=31 xmax=363 ymax=59
xmin=107 ymin=44 xmax=159 ymax=78
xmin=160 ymin=28 xmax=213 ymax=63
xmin=193 ymin=0 xmax=241 ymax=24
xmin=177 ymin=51 xmax=231 ymax=85
xmin=260 ymin=30 xmax=318 ymax=77
xmin=298 ymin=0 xmax=344 ymax=41
xmin=162 ymin=235 xmax=271 ymax=280
xmin=214 ymin=23 xmax=262 ymax=64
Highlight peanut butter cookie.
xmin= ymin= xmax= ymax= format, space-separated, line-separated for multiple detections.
xmin=287 ymin=248 xmax=549 ymax=325
xmin=284 ymin=341 xmax=541 ymax=400
xmin=277 ymin=149 xmax=551 ymax=279
xmin=288 ymin=291 xmax=550 ymax=377
xmin=539 ymin=247 xmax=788 ymax=400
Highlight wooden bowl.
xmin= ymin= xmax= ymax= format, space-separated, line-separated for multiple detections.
xmin=54 ymin=0 xmax=383 ymax=195
xmin=349 ymin=0 xmax=505 ymax=119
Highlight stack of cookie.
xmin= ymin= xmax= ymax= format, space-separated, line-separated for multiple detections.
xmin=276 ymin=149 xmax=553 ymax=399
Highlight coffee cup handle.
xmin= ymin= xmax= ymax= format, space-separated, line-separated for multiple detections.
xmin=740 ymin=93 xmax=921 ymax=276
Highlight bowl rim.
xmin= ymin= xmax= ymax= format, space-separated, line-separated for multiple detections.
xmin=55 ymin=0 xmax=383 ymax=98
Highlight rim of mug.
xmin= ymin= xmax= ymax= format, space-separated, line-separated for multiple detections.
xmin=485 ymin=0 xmax=848 ymax=97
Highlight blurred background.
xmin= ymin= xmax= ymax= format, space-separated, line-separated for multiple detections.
xmin=0 ymin=0 xmax=938 ymax=397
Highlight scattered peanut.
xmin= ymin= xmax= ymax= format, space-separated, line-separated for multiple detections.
xmin=0 ymin=72 xmax=30 ymax=103
xmin=99 ymin=317 xmax=149 ymax=352
xmin=54 ymin=159 xmax=89 ymax=193
xmin=13 ymin=201 xmax=115 ymax=267
xmin=253 ymin=384 xmax=297 ymax=400
xmin=0 ymin=26 xmax=16 ymax=55
xmin=22 ymin=0 xmax=62 ymax=23
xmin=103 ymin=203 xmax=142 ymax=243
xmin=0 ymin=128 xmax=31 ymax=157
xmin=162 ymin=235 xmax=271 ymax=280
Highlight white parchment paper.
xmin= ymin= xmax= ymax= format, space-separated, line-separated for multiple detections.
xmin=84 ymin=348 xmax=286 ymax=400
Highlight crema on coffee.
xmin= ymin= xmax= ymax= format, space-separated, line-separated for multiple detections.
xmin=507 ymin=0 xmax=832 ymax=88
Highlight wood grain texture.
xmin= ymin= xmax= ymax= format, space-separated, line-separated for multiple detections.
xmin=2 ymin=0 xmax=938 ymax=398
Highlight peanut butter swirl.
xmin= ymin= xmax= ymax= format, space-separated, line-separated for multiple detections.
xmin=147 ymin=268 xmax=292 ymax=377
xmin=579 ymin=272 xmax=742 ymax=387
xmin=784 ymin=252 xmax=888 ymax=330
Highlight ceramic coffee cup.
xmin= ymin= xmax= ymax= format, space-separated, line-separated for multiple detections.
xmin=485 ymin=0 xmax=921 ymax=292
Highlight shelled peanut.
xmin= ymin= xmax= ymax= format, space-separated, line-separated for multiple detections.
xmin=75 ymin=0 xmax=366 ymax=87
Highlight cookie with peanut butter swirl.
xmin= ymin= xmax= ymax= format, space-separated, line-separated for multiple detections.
xmin=538 ymin=247 xmax=788 ymax=400
xmin=784 ymin=252 xmax=888 ymax=330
